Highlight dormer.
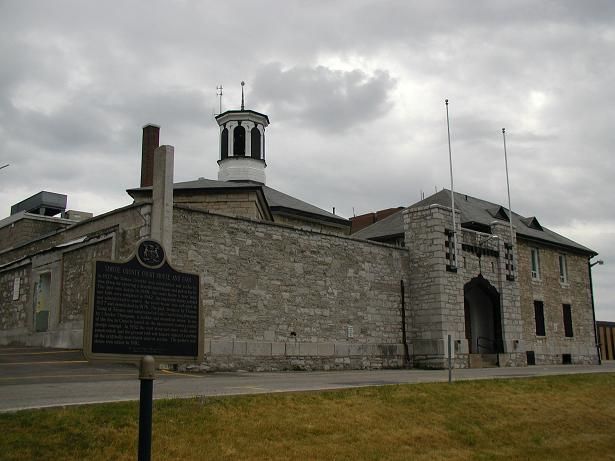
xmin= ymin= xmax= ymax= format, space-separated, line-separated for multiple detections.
xmin=487 ymin=206 xmax=510 ymax=222
xmin=521 ymin=216 xmax=543 ymax=231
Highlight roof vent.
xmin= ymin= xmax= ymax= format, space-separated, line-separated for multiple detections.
xmin=10 ymin=191 xmax=67 ymax=217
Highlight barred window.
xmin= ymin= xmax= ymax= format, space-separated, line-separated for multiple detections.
xmin=534 ymin=301 xmax=545 ymax=336
xmin=563 ymin=304 xmax=574 ymax=337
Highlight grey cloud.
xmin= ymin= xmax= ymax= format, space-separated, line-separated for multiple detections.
xmin=252 ymin=63 xmax=396 ymax=133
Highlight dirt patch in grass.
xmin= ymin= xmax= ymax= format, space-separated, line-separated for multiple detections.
xmin=1 ymin=373 xmax=614 ymax=460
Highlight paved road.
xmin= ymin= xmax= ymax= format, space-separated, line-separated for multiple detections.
xmin=1 ymin=346 xmax=613 ymax=413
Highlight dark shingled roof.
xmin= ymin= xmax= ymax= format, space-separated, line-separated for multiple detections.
xmin=353 ymin=189 xmax=596 ymax=255
xmin=128 ymin=178 xmax=348 ymax=226
xmin=352 ymin=211 xmax=404 ymax=241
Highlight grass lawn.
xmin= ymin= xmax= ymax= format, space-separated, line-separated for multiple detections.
xmin=1 ymin=373 xmax=614 ymax=460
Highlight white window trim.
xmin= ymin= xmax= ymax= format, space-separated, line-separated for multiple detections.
xmin=531 ymin=248 xmax=541 ymax=280
xmin=559 ymin=254 xmax=569 ymax=285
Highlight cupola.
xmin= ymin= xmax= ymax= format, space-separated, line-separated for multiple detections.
xmin=216 ymin=82 xmax=270 ymax=184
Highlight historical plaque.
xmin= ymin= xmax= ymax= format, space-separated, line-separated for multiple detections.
xmin=84 ymin=239 xmax=202 ymax=362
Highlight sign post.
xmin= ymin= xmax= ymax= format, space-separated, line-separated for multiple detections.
xmin=84 ymin=239 xmax=202 ymax=461
xmin=138 ymin=355 xmax=156 ymax=461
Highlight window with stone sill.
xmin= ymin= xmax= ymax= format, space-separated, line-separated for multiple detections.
xmin=530 ymin=247 xmax=540 ymax=280
xmin=559 ymin=254 xmax=568 ymax=284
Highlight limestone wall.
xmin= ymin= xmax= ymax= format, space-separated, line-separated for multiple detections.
xmin=0 ymin=215 xmax=72 ymax=252
xmin=0 ymin=204 xmax=150 ymax=267
xmin=174 ymin=191 xmax=266 ymax=221
xmin=60 ymin=239 xmax=114 ymax=323
xmin=517 ymin=240 xmax=597 ymax=364
xmin=0 ymin=204 xmax=150 ymax=347
xmin=0 ymin=264 xmax=31 ymax=332
xmin=171 ymin=206 xmax=410 ymax=371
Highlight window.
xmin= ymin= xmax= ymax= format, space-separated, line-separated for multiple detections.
xmin=251 ymin=127 xmax=261 ymax=159
xmin=559 ymin=254 xmax=568 ymax=284
xmin=534 ymin=301 xmax=545 ymax=336
xmin=220 ymin=127 xmax=228 ymax=159
xmin=233 ymin=125 xmax=246 ymax=156
xmin=563 ymin=304 xmax=573 ymax=337
xmin=530 ymin=248 xmax=540 ymax=279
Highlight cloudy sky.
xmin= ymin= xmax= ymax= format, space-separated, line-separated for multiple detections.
xmin=1 ymin=1 xmax=613 ymax=319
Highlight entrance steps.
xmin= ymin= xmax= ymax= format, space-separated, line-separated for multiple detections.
xmin=469 ymin=353 xmax=499 ymax=368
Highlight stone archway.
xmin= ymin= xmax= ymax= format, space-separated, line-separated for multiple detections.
xmin=464 ymin=275 xmax=503 ymax=354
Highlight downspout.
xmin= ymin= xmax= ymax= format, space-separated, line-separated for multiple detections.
xmin=588 ymin=259 xmax=601 ymax=365
xmin=400 ymin=280 xmax=410 ymax=367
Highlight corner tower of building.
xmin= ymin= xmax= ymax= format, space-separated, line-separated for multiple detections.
xmin=216 ymin=106 xmax=269 ymax=184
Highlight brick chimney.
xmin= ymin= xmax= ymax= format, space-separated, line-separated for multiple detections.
xmin=141 ymin=124 xmax=160 ymax=187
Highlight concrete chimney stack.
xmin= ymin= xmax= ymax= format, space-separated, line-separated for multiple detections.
xmin=141 ymin=124 xmax=160 ymax=187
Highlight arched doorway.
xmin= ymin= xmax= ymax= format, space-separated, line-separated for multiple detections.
xmin=464 ymin=275 xmax=503 ymax=354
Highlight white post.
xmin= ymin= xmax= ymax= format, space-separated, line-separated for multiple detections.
xmin=502 ymin=128 xmax=515 ymax=258
xmin=445 ymin=99 xmax=458 ymax=269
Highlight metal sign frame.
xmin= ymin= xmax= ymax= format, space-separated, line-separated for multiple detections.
xmin=84 ymin=239 xmax=203 ymax=363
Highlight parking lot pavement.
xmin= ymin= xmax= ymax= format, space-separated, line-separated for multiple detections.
xmin=0 ymin=346 xmax=137 ymax=385
xmin=0 ymin=346 xmax=613 ymax=413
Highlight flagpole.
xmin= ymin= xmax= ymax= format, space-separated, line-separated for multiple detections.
xmin=502 ymin=128 xmax=515 ymax=255
xmin=445 ymin=99 xmax=457 ymax=269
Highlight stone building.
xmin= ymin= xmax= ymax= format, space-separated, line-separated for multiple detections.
xmin=353 ymin=192 xmax=599 ymax=367
xmin=0 ymin=104 xmax=601 ymax=369
xmin=597 ymin=321 xmax=615 ymax=361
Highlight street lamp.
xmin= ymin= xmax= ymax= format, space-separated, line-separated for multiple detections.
xmin=589 ymin=258 xmax=604 ymax=364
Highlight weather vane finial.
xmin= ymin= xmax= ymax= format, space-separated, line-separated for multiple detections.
xmin=241 ymin=81 xmax=245 ymax=110
xmin=216 ymin=84 xmax=223 ymax=114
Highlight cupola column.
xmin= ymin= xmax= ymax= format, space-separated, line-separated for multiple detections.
xmin=260 ymin=126 xmax=266 ymax=161
xmin=244 ymin=121 xmax=255 ymax=157
xmin=226 ymin=121 xmax=238 ymax=156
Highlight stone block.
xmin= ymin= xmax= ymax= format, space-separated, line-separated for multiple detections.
xmin=413 ymin=339 xmax=444 ymax=355
xmin=317 ymin=342 xmax=334 ymax=356
xmin=285 ymin=342 xmax=300 ymax=356
xmin=211 ymin=340 xmax=234 ymax=355
xmin=299 ymin=342 xmax=318 ymax=356
xmin=233 ymin=341 xmax=247 ymax=355
xmin=334 ymin=343 xmax=350 ymax=356
xmin=349 ymin=344 xmax=367 ymax=356
xmin=247 ymin=341 xmax=272 ymax=356
xmin=271 ymin=342 xmax=285 ymax=356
